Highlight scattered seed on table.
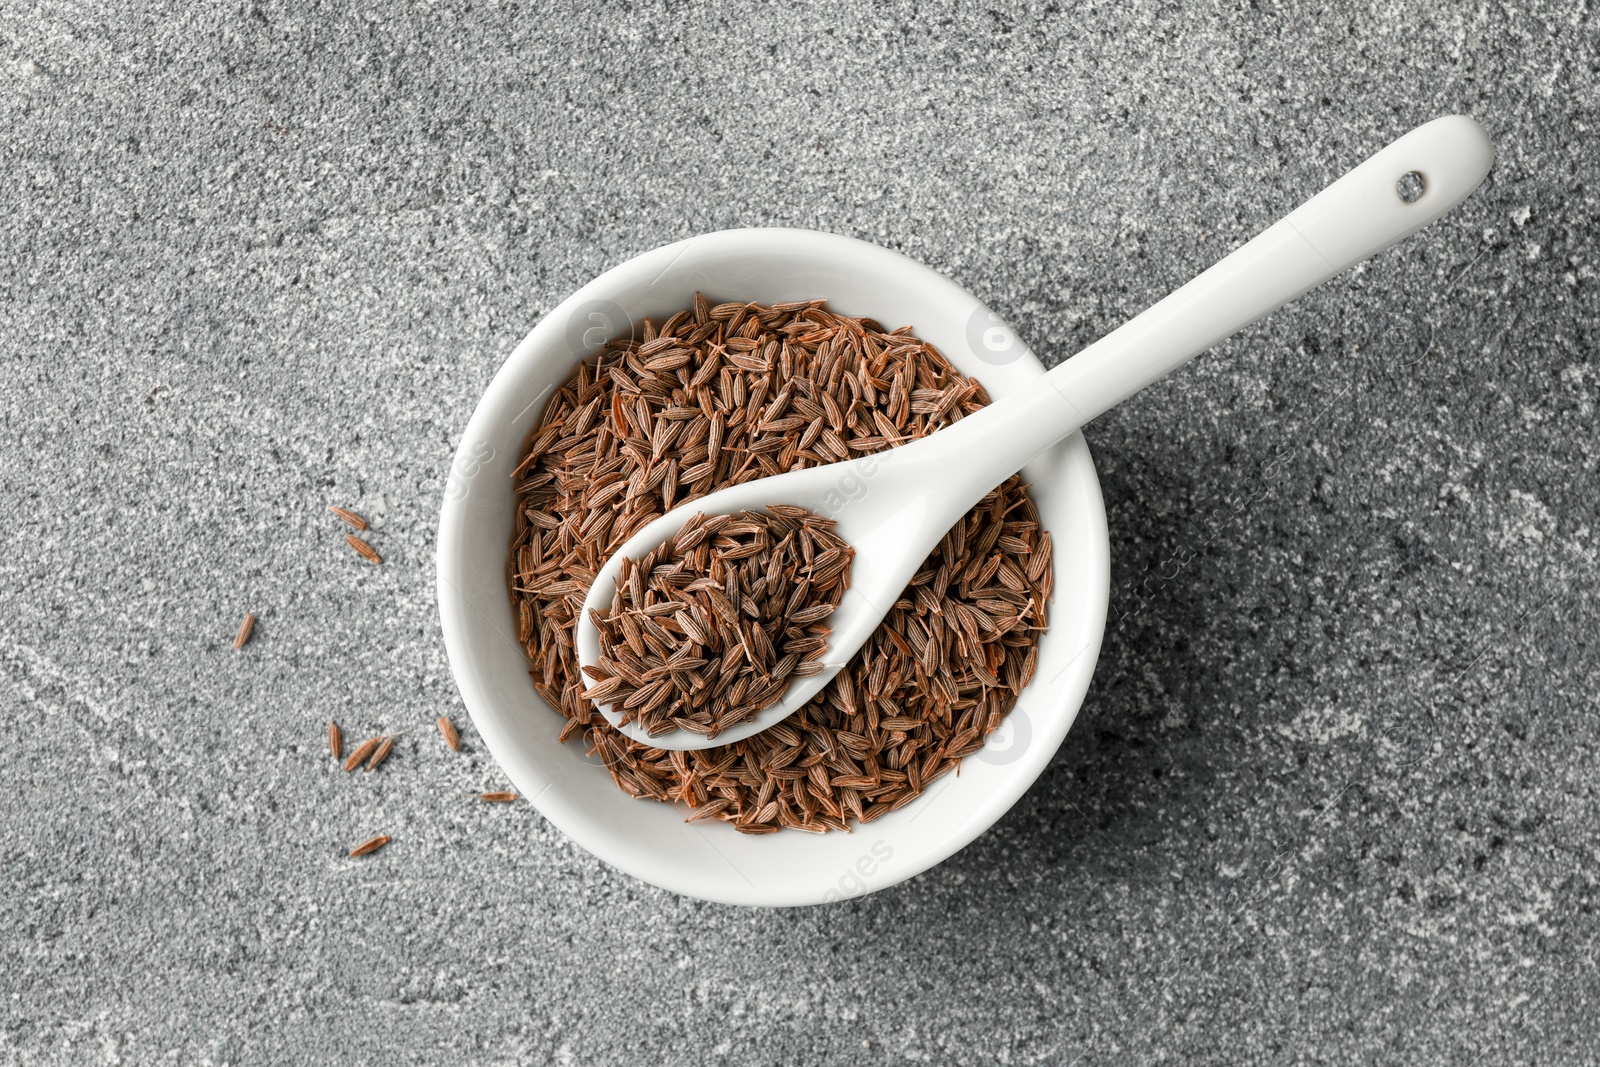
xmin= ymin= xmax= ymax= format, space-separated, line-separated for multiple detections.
xmin=328 ymin=505 xmax=368 ymax=531
xmin=364 ymin=736 xmax=394 ymax=772
xmin=437 ymin=716 xmax=461 ymax=752
xmin=343 ymin=736 xmax=381 ymax=772
xmin=345 ymin=534 xmax=381 ymax=565
xmin=349 ymin=834 xmax=390 ymax=857
xmin=477 ymin=792 xmax=517 ymax=803
xmin=233 ymin=613 xmax=256 ymax=650
xmin=328 ymin=721 xmax=342 ymax=761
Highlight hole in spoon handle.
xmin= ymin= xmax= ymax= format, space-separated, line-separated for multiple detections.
xmin=1040 ymin=117 xmax=1493 ymax=429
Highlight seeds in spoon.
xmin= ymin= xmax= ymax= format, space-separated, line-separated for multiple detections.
xmin=580 ymin=507 xmax=852 ymax=739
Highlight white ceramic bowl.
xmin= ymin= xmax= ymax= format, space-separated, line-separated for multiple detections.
xmin=437 ymin=229 xmax=1109 ymax=906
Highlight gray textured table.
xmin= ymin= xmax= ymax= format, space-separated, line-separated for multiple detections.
xmin=4 ymin=2 xmax=1597 ymax=1063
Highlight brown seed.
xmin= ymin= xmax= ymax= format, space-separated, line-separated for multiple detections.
xmin=328 ymin=721 xmax=342 ymax=761
xmin=437 ymin=716 xmax=461 ymax=752
xmin=328 ymin=505 xmax=368 ymax=531
xmin=349 ymin=834 xmax=390 ymax=857
xmin=343 ymin=736 xmax=381 ymax=772
xmin=364 ymin=736 xmax=395 ymax=772
xmin=477 ymin=791 xmax=518 ymax=803
xmin=233 ymin=613 xmax=256 ymax=650
xmin=345 ymin=534 xmax=381 ymax=565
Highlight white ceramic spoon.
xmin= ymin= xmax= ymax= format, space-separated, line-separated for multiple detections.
xmin=577 ymin=115 xmax=1494 ymax=751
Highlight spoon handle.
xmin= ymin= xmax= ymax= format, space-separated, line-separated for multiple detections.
xmin=1041 ymin=114 xmax=1494 ymax=427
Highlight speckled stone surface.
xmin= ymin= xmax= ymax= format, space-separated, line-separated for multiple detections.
xmin=3 ymin=2 xmax=1597 ymax=1063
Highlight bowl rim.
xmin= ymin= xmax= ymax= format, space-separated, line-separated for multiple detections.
xmin=437 ymin=227 xmax=1109 ymax=906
